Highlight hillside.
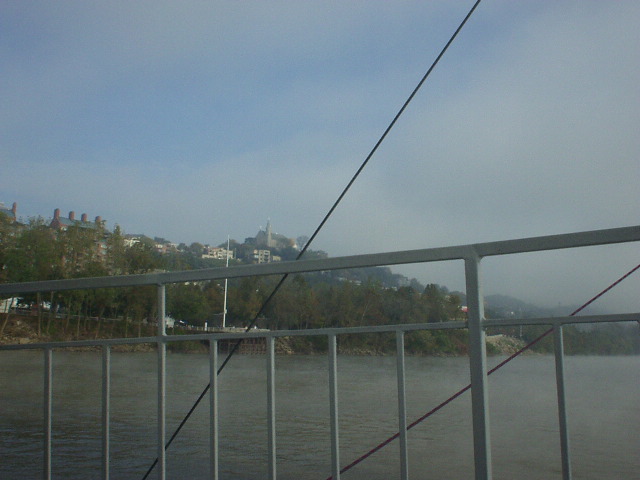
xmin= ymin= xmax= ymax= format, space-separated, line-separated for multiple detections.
xmin=1 ymin=213 xmax=637 ymax=356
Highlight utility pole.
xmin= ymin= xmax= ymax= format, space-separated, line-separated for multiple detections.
xmin=222 ymin=236 xmax=229 ymax=328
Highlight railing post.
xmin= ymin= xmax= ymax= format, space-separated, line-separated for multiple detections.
xmin=554 ymin=324 xmax=572 ymax=480
xmin=209 ymin=339 xmax=219 ymax=480
xmin=157 ymin=284 xmax=166 ymax=480
xmin=102 ymin=345 xmax=111 ymax=480
xmin=465 ymin=253 xmax=492 ymax=480
xmin=396 ymin=330 xmax=409 ymax=480
xmin=328 ymin=334 xmax=340 ymax=480
xmin=267 ymin=337 xmax=277 ymax=480
xmin=44 ymin=347 xmax=52 ymax=480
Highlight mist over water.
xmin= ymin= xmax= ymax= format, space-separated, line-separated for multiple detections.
xmin=1 ymin=351 xmax=638 ymax=479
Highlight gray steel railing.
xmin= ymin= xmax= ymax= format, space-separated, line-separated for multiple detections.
xmin=1 ymin=225 xmax=639 ymax=480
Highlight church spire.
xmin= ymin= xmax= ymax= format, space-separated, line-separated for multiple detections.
xmin=266 ymin=218 xmax=273 ymax=247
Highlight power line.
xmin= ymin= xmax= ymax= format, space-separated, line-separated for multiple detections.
xmin=141 ymin=2 xmax=483 ymax=478
xmin=325 ymin=262 xmax=640 ymax=479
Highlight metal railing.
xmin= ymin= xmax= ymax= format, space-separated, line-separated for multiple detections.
xmin=1 ymin=225 xmax=639 ymax=480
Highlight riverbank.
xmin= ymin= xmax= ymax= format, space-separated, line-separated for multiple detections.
xmin=1 ymin=314 xmax=529 ymax=356
xmin=0 ymin=314 xmax=167 ymax=352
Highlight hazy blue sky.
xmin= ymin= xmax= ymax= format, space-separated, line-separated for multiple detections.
xmin=2 ymin=1 xmax=638 ymax=311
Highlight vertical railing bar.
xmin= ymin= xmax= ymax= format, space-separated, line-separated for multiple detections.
xmin=553 ymin=325 xmax=572 ymax=480
xmin=44 ymin=347 xmax=52 ymax=480
xmin=267 ymin=337 xmax=277 ymax=480
xmin=328 ymin=334 xmax=341 ymax=480
xmin=102 ymin=345 xmax=111 ymax=480
xmin=396 ymin=331 xmax=409 ymax=480
xmin=157 ymin=284 xmax=166 ymax=480
xmin=209 ymin=339 xmax=219 ymax=480
xmin=465 ymin=253 xmax=492 ymax=480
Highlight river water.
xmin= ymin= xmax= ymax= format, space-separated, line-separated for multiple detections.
xmin=0 ymin=351 xmax=638 ymax=479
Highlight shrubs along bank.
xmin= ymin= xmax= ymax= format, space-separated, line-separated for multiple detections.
xmin=2 ymin=313 xmax=636 ymax=356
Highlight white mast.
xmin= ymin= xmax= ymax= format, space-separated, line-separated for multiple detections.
xmin=222 ymin=235 xmax=230 ymax=328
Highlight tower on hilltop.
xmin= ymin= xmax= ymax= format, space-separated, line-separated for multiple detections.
xmin=266 ymin=219 xmax=273 ymax=248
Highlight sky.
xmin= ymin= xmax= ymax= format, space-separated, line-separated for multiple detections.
xmin=1 ymin=1 xmax=639 ymax=312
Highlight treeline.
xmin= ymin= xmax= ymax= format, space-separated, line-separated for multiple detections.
xmin=0 ymin=216 xmax=466 ymax=351
xmin=492 ymin=324 xmax=640 ymax=356
xmin=0 ymin=215 xmax=462 ymax=331
xmin=0 ymin=216 xmax=166 ymax=338
xmin=1 ymin=215 xmax=636 ymax=355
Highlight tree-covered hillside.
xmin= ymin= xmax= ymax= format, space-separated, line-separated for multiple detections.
xmin=1 ymin=213 xmax=637 ymax=355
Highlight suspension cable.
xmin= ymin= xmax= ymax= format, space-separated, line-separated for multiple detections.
xmin=325 ymin=262 xmax=640 ymax=479
xmin=140 ymin=2 xmax=483 ymax=478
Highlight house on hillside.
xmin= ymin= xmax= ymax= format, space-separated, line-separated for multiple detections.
xmin=123 ymin=234 xmax=144 ymax=247
xmin=49 ymin=209 xmax=104 ymax=231
xmin=202 ymin=246 xmax=235 ymax=260
xmin=154 ymin=240 xmax=177 ymax=254
xmin=0 ymin=202 xmax=18 ymax=223
xmin=49 ymin=208 xmax=108 ymax=262
xmin=252 ymin=249 xmax=271 ymax=264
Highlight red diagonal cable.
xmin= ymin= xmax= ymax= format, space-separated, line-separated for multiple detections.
xmin=325 ymin=262 xmax=640 ymax=479
xmin=141 ymin=2 xmax=485 ymax=478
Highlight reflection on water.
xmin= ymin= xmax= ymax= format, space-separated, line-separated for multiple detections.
xmin=0 ymin=351 xmax=638 ymax=479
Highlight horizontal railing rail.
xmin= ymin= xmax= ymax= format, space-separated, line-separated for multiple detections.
xmin=1 ymin=224 xmax=639 ymax=480
xmin=1 ymin=312 xmax=638 ymax=353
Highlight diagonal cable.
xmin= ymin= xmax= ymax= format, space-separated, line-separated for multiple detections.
xmin=325 ymin=262 xmax=640 ymax=479
xmin=141 ymin=1 xmax=483 ymax=477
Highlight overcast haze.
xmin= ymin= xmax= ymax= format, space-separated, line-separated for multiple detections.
xmin=1 ymin=1 xmax=638 ymax=312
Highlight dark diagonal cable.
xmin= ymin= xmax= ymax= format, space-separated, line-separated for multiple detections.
xmin=325 ymin=262 xmax=640 ymax=479
xmin=141 ymin=2 xmax=482 ymax=477
xmin=301 ymin=0 xmax=483 ymax=256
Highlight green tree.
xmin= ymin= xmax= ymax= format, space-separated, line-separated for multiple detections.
xmin=167 ymin=283 xmax=209 ymax=326
xmin=3 ymin=219 xmax=65 ymax=335
xmin=228 ymin=276 xmax=267 ymax=327
xmin=0 ymin=211 xmax=17 ymax=283
xmin=318 ymin=282 xmax=360 ymax=328
xmin=125 ymin=239 xmax=161 ymax=274
xmin=422 ymin=284 xmax=447 ymax=322
xmin=6 ymin=218 xmax=62 ymax=283
xmin=269 ymin=275 xmax=321 ymax=330
xmin=202 ymin=281 xmax=225 ymax=327
xmin=187 ymin=242 xmax=205 ymax=257
xmin=445 ymin=294 xmax=463 ymax=320
xmin=58 ymin=223 xmax=102 ymax=277
xmin=106 ymin=225 xmax=127 ymax=275
xmin=0 ymin=211 xmax=17 ymax=336
xmin=120 ymin=286 xmax=156 ymax=337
